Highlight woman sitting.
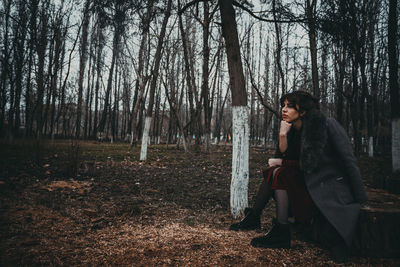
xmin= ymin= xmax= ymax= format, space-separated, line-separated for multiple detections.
xmin=229 ymin=90 xmax=368 ymax=262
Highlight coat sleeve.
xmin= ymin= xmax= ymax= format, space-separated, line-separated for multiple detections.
xmin=327 ymin=118 xmax=368 ymax=203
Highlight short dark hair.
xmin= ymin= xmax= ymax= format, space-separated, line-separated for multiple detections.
xmin=280 ymin=90 xmax=320 ymax=113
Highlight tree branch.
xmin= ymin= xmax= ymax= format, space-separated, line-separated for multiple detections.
xmin=232 ymin=1 xmax=307 ymax=23
xmin=178 ymin=0 xmax=213 ymax=15
xmin=243 ymin=57 xmax=280 ymax=118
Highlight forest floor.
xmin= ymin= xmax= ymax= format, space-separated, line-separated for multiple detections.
xmin=0 ymin=140 xmax=399 ymax=266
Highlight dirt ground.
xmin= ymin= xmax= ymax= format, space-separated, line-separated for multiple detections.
xmin=0 ymin=140 xmax=399 ymax=266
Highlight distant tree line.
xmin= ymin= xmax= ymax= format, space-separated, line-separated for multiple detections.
xmin=0 ymin=0 xmax=398 ymax=157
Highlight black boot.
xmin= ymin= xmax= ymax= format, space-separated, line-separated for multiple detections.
xmin=250 ymin=219 xmax=291 ymax=248
xmin=229 ymin=208 xmax=261 ymax=231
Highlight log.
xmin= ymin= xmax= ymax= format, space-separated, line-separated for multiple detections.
xmin=351 ymin=187 xmax=400 ymax=258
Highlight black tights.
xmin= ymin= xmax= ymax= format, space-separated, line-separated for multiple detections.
xmin=275 ymin=189 xmax=289 ymax=224
xmin=253 ymin=175 xmax=273 ymax=216
xmin=252 ymin=170 xmax=289 ymax=224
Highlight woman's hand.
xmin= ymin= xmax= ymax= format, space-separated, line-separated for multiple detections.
xmin=279 ymin=121 xmax=291 ymax=153
xmin=280 ymin=120 xmax=292 ymax=136
xmin=268 ymin=158 xmax=282 ymax=167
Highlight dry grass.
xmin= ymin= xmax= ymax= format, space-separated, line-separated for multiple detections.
xmin=0 ymin=141 xmax=399 ymax=266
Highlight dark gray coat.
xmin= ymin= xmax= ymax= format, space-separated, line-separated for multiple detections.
xmin=299 ymin=110 xmax=368 ymax=247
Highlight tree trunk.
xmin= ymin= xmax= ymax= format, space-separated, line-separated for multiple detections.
xmin=25 ymin=0 xmax=39 ymax=138
xmin=84 ymin=29 xmax=95 ymax=139
xmin=92 ymin=22 xmax=104 ymax=139
xmin=12 ymin=0 xmax=28 ymax=138
xmin=76 ymin=0 xmax=91 ymax=138
xmin=130 ymin=0 xmax=154 ymax=146
xmin=178 ymin=2 xmax=197 ymax=145
xmin=98 ymin=23 xmax=120 ymax=134
xmin=389 ymin=0 xmax=400 ymax=172
xmin=272 ymin=0 xmax=285 ymax=96
xmin=351 ymin=61 xmax=361 ymax=155
xmin=49 ymin=21 xmax=63 ymax=140
xmin=140 ymin=0 xmax=172 ymax=161
xmin=335 ymin=46 xmax=346 ymax=125
xmin=351 ymin=188 xmax=400 ymax=257
xmin=201 ymin=1 xmax=211 ymax=152
xmin=306 ymin=0 xmax=319 ymax=99
xmin=219 ymin=0 xmax=249 ymax=218
xmin=33 ymin=7 xmax=49 ymax=138
xmin=0 ymin=0 xmax=12 ymax=137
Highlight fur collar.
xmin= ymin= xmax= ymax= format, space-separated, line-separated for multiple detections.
xmin=300 ymin=110 xmax=328 ymax=174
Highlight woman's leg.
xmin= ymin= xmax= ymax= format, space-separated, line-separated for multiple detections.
xmin=275 ymin=189 xmax=289 ymax=224
xmin=250 ymin=188 xmax=291 ymax=248
xmin=252 ymin=168 xmax=277 ymax=216
xmin=229 ymin=168 xmax=278 ymax=231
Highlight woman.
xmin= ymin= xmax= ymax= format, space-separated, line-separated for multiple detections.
xmin=229 ymin=91 xmax=368 ymax=262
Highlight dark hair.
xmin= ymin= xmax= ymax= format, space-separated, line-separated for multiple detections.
xmin=280 ymin=90 xmax=320 ymax=113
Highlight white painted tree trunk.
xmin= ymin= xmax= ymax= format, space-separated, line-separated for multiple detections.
xmin=368 ymin=136 xmax=374 ymax=158
xmin=230 ymin=106 xmax=249 ymax=218
xmin=140 ymin=116 xmax=152 ymax=161
xmin=392 ymin=118 xmax=400 ymax=171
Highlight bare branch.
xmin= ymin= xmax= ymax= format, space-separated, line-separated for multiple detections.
xmin=232 ymin=1 xmax=307 ymax=23
xmin=178 ymin=0 xmax=213 ymax=15
xmin=243 ymin=57 xmax=280 ymax=118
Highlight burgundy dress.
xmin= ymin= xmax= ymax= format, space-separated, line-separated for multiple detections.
xmin=263 ymin=129 xmax=314 ymax=223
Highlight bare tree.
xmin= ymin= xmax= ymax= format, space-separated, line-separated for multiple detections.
xmin=201 ymin=1 xmax=213 ymax=152
xmin=219 ymin=0 xmax=249 ymax=217
xmin=0 ymin=0 xmax=12 ymax=137
xmin=178 ymin=1 xmax=200 ymax=147
xmin=11 ymin=0 xmax=28 ymax=138
xmin=32 ymin=0 xmax=50 ymax=139
xmin=162 ymin=38 xmax=189 ymax=152
xmin=75 ymin=0 xmax=91 ymax=138
xmin=24 ymin=0 xmax=40 ymax=137
xmin=140 ymin=0 xmax=172 ymax=161
xmin=388 ymin=0 xmax=399 ymax=171
xmin=130 ymin=0 xmax=154 ymax=146
xmin=305 ymin=0 xmax=319 ymax=98
xmin=98 ymin=0 xmax=138 ymax=136
xmin=92 ymin=15 xmax=105 ymax=139
xmin=49 ymin=7 xmax=67 ymax=141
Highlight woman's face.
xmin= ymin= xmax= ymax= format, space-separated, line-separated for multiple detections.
xmin=281 ymin=99 xmax=301 ymax=123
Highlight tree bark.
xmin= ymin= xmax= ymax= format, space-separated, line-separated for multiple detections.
xmin=272 ymin=0 xmax=285 ymax=96
xmin=75 ymin=0 xmax=91 ymax=138
xmin=178 ymin=2 xmax=197 ymax=145
xmin=389 ymin=0 xmax=400 ymax=171
xmin=219 ymin=0 xmax=249 ymax=217
xmin=84 ymin=28 xmax=95 ymax=139
xmin=12 ymin=0 xmax=28 ymax=138
xmin=130 ymin=0 xmax=154 ymax=146
xmin=25 ymin=0 xmax=39 ymax=137
xmin=33 ymin=6 xmax=49 ymax=138
xmin=92 ymin=21 xmax=104 ymax=139
xmin=201 ymin=1 xmax=211 ymax=152
xmin=140 ymin=0 xmax=172 ymax=161
xmin=306 ymin=0 xmax=319 ymax=99
xmin=98 ymin=5 xmax=123 ymax=134
xmin=49 ymin=17 xmax=64 ymax=140
xmin=0 ymin=0 xmax=12 ymax=137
